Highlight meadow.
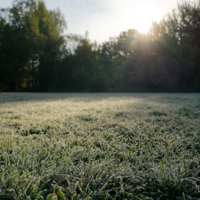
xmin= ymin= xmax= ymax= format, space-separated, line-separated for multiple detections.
xmin=0 ymin=93 xmax=200 ymax=200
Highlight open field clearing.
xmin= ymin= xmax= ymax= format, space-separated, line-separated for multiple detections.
xmin=0 ymin=93 xmax=200 ymax=200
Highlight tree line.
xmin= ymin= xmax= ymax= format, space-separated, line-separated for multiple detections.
xmin=0 ymin=0 xmax=200 ymax=92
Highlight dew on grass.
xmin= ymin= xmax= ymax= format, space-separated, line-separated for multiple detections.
xmin=0 ymin=93 xmax=200 ymax=199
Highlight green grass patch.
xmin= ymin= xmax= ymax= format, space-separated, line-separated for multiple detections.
xmin=0 ymin=93 xmax=200 ymax=199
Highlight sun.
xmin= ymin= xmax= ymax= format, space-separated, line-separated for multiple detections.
xmin=123 ymin=6 xmax=161 ymax=34
xmin=133 ymin=16 xmax=152 ymax=33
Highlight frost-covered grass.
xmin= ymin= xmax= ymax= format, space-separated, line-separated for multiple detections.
xmin=0 ymin=93 xmax=200 ymax=200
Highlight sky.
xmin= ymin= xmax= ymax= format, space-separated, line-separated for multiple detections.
xmin=0 ymin=0 xmax=187 ymax=44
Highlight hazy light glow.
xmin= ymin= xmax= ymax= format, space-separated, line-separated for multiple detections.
xmin=124 ymin=6 xmax=161 ymax=33
xmin=114 ymin=1 xmax=164 ymax=35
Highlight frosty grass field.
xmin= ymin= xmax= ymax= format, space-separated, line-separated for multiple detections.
xmin=0 ymin=93 xmax=200 ymax=200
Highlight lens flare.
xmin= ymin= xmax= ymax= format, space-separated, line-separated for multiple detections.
xmin=149 ymin=56 xmax=181 ymax=88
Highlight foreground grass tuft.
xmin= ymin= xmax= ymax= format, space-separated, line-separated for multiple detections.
xmin=0 ymin=93 xmax=200 ymax=199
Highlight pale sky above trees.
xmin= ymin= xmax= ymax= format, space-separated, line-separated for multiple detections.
xmin=0 ymin=0 xmax=191 ymax=43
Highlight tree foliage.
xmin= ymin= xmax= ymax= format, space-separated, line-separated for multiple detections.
xmin=0 ymin=0 xmax=66 ymax=91
xmin=0 ymin=0 xmax=200 ymax=92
